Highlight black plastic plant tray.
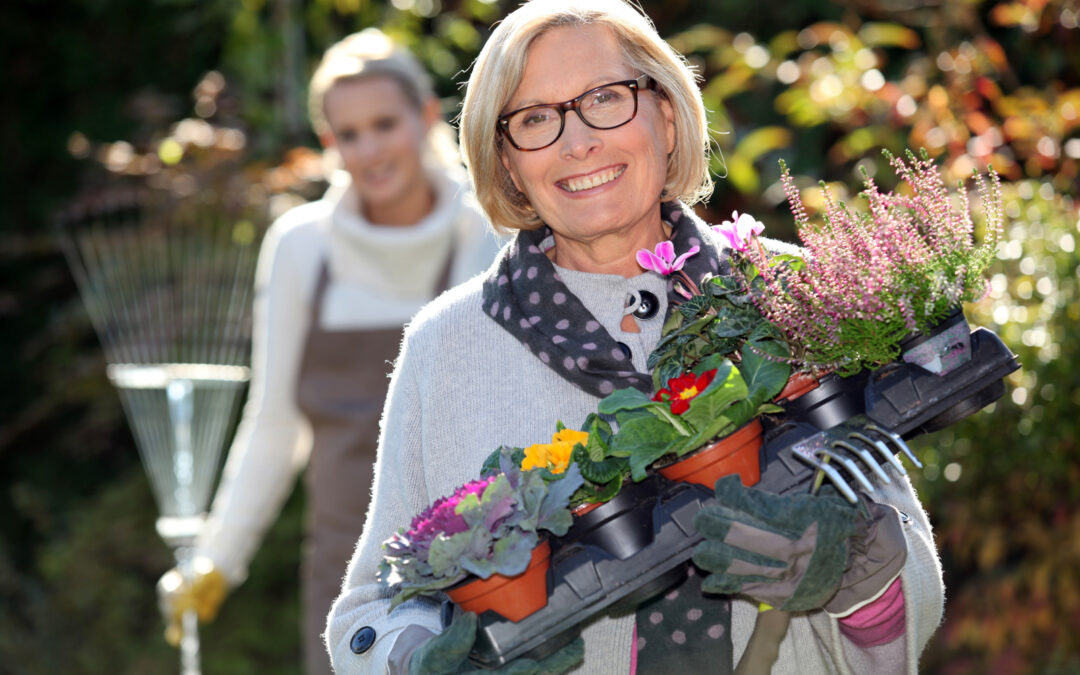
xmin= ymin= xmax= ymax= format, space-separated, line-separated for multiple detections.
xmin=458 ymin=326 xmax=1019 ymax=668
xmin=463 ymin=477 xmax=714 ymax=668
xmin=864 ymin=327 xmax=1020 ymax=438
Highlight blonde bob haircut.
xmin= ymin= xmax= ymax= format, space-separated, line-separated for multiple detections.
xmin=308 ymin=29 xmax=459 ymax=168
xmin=460 ymin=0 xmax=712 ymax=232
xmin=308 ymin=28 xmax=435 ymax=137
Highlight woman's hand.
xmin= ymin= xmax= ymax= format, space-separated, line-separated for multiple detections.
xmin=155 ymin=557 xmax=228 ymax=646
xmin=692 ymin=475 xmax=906 ymax=614
xmin=400 ymin=611 xmax=584 ymax=675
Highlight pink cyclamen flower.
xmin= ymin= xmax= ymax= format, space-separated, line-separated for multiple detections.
xmin=636 ymin=240 xmax=700 ymax=275
xmin=712 ymin=211 xmax=765 ymax=252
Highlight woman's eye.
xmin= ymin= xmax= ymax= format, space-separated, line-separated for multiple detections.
xmin=521 ymin=110 xmax=553 ymax=127
xmin=375 ymin=116 xmax=399 ymax=132
xmin=589 ymin=88 xmax=619 ymax=106
xmin=336 ymin=129 xmax=357 ymax=143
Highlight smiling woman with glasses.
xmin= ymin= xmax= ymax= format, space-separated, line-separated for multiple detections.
xmin=327 ymin=1 xmax=945 ymax=673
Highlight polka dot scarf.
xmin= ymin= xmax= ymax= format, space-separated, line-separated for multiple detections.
xmin=481 ymin=201 xmax=722 ymax=399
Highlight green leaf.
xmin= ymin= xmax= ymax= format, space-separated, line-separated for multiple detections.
xmin=739 ymin=341 xmax=791 ymax=405
xmin=487 ymin=531 xmax=537 ymax=577
xmin=597 ymin=387 xmax=659 ymax=415
xmin=609 ymin=413 xmax=679 ymax=469
xmin=681 ymin=365 xmax=748 ymax=433
xmin=678 ymin=295 xmax=712 ymax=319
xmin=711 ymin=305 xmax=761 ymax=338
xmin=571 ymin=444 xmax=626 ymax=484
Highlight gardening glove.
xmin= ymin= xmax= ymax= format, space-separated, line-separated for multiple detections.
xmin=692 ymin=475 xmax=906 ymax=614
xmin=401 ymin=611 xmax=584 ymax=675
xmin=156 ymin=556 xmax=228 ymax=647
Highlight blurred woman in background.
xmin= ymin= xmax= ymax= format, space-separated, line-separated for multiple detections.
xmin=157 ymin=28 xmax=500 ymax=674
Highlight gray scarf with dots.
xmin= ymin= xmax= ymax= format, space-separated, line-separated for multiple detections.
xmin=481 ymin=201 xmax=722 ymax=398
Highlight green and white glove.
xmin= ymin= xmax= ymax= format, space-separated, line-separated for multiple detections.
xmin=397 ymin=612 xmax=585 ymax=675
xmin=692 ymin=475 xmax=906 ymax=614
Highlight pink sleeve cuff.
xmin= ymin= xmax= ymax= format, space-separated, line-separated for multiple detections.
xmin=837 ymin=577 xmax=905 ymax=647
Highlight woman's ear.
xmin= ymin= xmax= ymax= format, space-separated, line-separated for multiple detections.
xmin=421 ymin=96 xmax=442 ymax=131
xmin=658 ymin=96 xmax=676 ymax=156
xmin=500 ymin=150 xmax=524 ymax=194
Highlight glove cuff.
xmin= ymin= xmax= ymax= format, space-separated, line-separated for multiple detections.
xmin=823 ymin=500 xmax=907 ymax=615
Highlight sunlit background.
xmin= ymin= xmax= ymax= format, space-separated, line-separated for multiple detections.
xmin=2 ymin=0 xmax=1077 ymax=672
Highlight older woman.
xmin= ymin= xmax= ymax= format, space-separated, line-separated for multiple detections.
xmin=326 ymin=1 xmax=944 ymax=673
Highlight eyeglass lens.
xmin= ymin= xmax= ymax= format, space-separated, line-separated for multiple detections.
xmin=504 ymin=82 xmax=638 ymax=150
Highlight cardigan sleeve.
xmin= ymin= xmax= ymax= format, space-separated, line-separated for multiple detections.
xmin=327 ymin=325 xmax=445 ymax=674
xmin=195 ymin=214 xmax=320 ymax=585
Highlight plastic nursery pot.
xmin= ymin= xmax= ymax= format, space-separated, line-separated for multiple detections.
xmin=560 ymin=478 xmax=660 ymax=561
xmin=446 ymin=540 xmax=551 ymax=622
xmin=774 ymin=370 xmax=821 ymax=403
xmin=781 ymin=371 xmax=867 ymax=430
xmin=657 ymin=417 xmax=763 ymax=488
xmin=898 ymin=307 xmax=972 ymax=376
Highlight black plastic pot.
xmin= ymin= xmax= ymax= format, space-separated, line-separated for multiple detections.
xmin=781 ymin=370 xmax=868 ymax=430
xmin=555 ymin=476 xmax=660 ymax=561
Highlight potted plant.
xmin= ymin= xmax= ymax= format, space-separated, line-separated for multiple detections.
xmin=484 ymin=423 xmax=661 ymax=561
xmin=598 ymin=343 xmax=788 ymax=488
xmin=745 ymin=150 xmax=1004 ymax=379
xmin=378 ymin=460 xmax=583 ymax=621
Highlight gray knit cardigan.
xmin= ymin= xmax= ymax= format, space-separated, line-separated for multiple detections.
xmin=326 ymin=239 xmax=945 ymax=674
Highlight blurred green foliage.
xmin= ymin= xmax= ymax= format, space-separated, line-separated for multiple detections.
xmin=2 ymin=0 xmax=1078 ymax=672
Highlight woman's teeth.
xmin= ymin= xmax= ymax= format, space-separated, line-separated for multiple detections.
xmin=561 ymin=166 xmax=625 ymax=193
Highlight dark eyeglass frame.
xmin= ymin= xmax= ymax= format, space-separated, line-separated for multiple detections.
xmin=497 ymin=74 xmax=655 ymax=151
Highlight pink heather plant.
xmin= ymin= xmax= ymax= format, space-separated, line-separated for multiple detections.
xmin=746 ymin=150 xmax=1003 ymax=376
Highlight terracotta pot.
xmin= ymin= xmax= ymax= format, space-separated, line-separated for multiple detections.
xmin=446 ymin=540 xmax=551 ymax=622
xmin=658 ymin=418 xmax=763 ymax=488
xmin=775 ymin=370 xmax=820 ymax=403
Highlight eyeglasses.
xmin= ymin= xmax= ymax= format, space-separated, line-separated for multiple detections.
xmin=497 ymin=75 xmax=655 ymax=151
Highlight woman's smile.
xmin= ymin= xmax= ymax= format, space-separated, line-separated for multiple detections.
xmin=557 ymin=164 xmax=627 ymax=194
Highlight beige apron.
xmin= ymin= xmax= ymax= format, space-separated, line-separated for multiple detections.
xmin=296 ymin=256 xmax=452 ymax=674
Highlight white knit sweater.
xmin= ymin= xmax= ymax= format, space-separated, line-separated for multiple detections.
xmin=326 ymin=229 xmax=945 ymax=674
xmin=195 ymin=166 xmax=503 ymax=585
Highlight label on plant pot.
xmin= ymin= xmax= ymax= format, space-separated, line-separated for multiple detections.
xmin=902 ymin=322 xmax=972 ymax=375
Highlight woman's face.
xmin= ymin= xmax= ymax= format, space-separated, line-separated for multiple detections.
xmin=500 ymin=24 xmax=675 ymax=253
xmin=323 ymin=76 xmax=432 ymax=217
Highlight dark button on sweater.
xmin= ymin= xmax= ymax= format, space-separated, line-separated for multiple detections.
xmin=350 ymin=626 xmax=376 ymax=654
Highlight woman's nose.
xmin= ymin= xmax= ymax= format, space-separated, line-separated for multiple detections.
xmin=559 ymin=111 xmax=601 ymax=159
xmin=356 ymin=133 xmax=382 ymax=159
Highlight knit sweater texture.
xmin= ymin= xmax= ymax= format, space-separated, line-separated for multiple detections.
xmin=326 ymin=226 xmax=944 ymax=674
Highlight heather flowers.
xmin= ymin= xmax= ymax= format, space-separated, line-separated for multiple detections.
xmin=746 ymin=151 xmax=1004 ymax=376
xmin=379 ymin=460 xmax=582 ymax=608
